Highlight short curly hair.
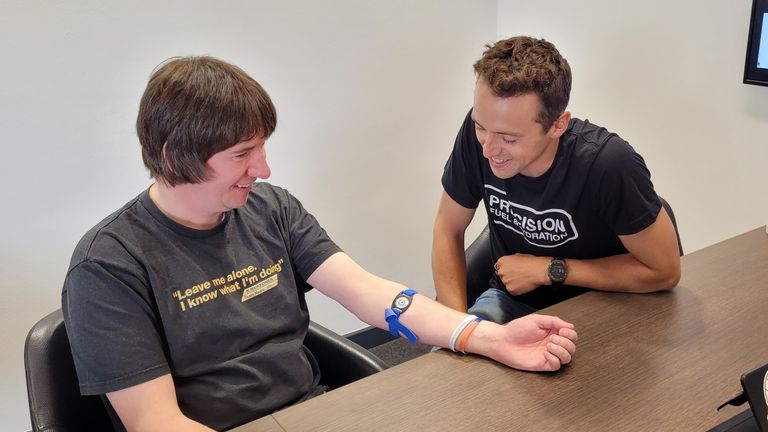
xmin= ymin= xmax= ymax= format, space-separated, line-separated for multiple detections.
xmin=137 ymin=56 xmax=277 ymax=186
xmin=473 ymin=36 xmax=571 ymax=129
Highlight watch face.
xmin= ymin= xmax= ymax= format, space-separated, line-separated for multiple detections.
xmin=549 ymin=259 xmax=567 ymax=283
xmin=394 ymin=296 xmax=411 ymax=310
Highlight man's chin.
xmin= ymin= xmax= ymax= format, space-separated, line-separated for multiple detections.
xmin=490 ymin=168 xmax=518 ymax=180
xmin=223 ymin=198 xmax=249 ymax=211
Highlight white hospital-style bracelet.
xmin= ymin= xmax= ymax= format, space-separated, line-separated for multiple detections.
xmin=449 ymin=314 xmax=479 ymax=352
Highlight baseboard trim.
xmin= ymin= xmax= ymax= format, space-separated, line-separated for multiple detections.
xmin=344 ymin=326 xmax=396 ymax=349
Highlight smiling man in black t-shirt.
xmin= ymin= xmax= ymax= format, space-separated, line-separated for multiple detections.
xmin=433 ymin=36 xmax=681 ymax=323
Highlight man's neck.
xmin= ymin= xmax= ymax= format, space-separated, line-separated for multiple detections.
xmin=148 ymin=183 xmax=223 ymax=230
xmin=520 ymin=137 xmax=560 ymax=178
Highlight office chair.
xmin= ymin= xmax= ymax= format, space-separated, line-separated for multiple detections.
xmin=464 ymin=196 xmax=684 ymax=307
xmin=660 ymin=197 xmax=684 ymax=257
xmin=24 ymin=309 xmax=388 ymax=432
xmin=24 ymin=309 xmax=115 ymax=432
xmin=303 ymin=320 xmax=389 ymax=389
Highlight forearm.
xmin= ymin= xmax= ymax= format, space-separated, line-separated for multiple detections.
xmin=566 ymin=253 xmax=679 ymax=293
xmin=432 ymin=223 xmax=469 ymax=312
xmin=392 ymin=285 xmax=480 ymax=347
xmin=310 ymin=253 xmax=469 ymax=347
xmin=564 ymin=207 xmax=681 ymax=293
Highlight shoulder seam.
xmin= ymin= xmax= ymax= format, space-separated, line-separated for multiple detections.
xmin=86 ymin=199 xmax=141 ymax=255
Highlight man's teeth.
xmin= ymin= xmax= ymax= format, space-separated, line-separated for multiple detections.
xmin=492 ymin=158 xmax=509 ymax=163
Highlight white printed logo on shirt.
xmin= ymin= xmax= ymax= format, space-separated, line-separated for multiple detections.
xmin=485 ymin=184 xmax=578 ymax=248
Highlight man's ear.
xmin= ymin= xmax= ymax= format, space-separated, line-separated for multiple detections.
xmin=548 ymin=111 xmax=571 ymax=139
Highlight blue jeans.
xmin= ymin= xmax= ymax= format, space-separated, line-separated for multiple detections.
xmin=468 ymin=288 xmax=538 ymax=324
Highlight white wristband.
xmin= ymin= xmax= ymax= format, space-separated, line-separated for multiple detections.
xmin=449 ymin=315 xmax=478 ymax=352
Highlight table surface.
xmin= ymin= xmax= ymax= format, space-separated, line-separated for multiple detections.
xmin=233 ymin=226 xmax=768 ymax=432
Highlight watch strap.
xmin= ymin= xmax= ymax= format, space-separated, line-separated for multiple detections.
xmin=385 ymin=289 xmax=419 ymax=344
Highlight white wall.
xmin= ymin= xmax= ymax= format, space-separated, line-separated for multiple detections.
xmin=0 ymin=1 xmax=496 ymax=430
xmin=497 ymin=0 xmax=768 ymax=253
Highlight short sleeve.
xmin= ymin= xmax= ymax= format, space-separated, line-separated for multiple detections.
xmin=62 ymin=259 xmax=169 ymax=395
xmin=441 ymin=110 xmax=484 ymax=209
xmin=590 ymin=138 xmax=661 ymax=235
xmin=279 ymin=191 xmax=342 ymax=282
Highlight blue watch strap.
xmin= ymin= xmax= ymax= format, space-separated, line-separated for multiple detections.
xmin=385 ymin=289 xmax=419 ymax=344
xmin=385 ymin=309 xmax=418 ymax=343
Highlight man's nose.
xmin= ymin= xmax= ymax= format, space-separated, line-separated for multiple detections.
xmin=482 ymin=133 xmax=500 ymax=158
xmin=247 ymin=149 xmax=271 ymax=179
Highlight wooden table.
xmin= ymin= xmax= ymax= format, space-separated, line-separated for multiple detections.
xmin=234 ymin=227 xmax=768 ymax=432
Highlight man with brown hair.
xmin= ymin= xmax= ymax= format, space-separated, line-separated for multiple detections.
xmin=62 ymin=56 xmax=578 ymax=431
xmin=433 ymin=36 xmax=681 ymax=323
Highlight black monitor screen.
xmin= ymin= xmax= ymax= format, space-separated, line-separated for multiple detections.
xmin=745 ymin=0 xmax=768 ymax=86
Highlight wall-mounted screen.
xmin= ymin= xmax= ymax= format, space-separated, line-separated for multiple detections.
xmin=744 ymin=0 xmax=768 ymax=86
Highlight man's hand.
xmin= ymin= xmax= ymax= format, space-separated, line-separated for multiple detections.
xmin=480 ymin=314 xmax=577 ymax=372
xmin=495 ymin=254 xmax=550 ymax=295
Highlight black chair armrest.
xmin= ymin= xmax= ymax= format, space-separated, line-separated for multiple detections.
xmin=465 ymin=225 xmax=493 ymax=307
xmin=304 ymin=321 xmax=388 ymax=389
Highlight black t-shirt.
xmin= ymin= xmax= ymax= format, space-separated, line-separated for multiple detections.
xmin=62 ymin=183 xmax=341 ymax=430
xmin=442 ymin=110 xmax=661 ymax=308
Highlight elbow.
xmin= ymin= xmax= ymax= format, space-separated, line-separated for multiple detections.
xmin=652 ymin=262 xmax=681 ymax=292
xmin=657 ymin=273 xmax=680 ymax=291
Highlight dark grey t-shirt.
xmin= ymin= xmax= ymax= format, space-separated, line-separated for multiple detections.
xmin=62 ymin=183 xmax=341 ymax=430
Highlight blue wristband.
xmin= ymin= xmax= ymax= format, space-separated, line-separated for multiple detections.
xmin=385 ymin=289 xmax=418 ymax=344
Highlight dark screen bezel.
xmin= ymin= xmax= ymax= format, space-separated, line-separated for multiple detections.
xmin=744 ymin=0 xmax=768 ymax=86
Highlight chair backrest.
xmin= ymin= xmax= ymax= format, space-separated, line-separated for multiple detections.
xmin=659 ymin=196 xmax=684 ymax=256
xmin=24 ymin=309 xmax=115 ymax=432
xmin=464 ymin=195 xmax=684 ymax=306
xmin=24 ymin=309 xmax=386 ymax=431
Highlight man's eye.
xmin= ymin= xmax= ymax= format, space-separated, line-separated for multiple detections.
xmin=501 ymin=136 xmax=516 ymax=143
xmin=234 ymin=151 xmax=249 ymax=159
